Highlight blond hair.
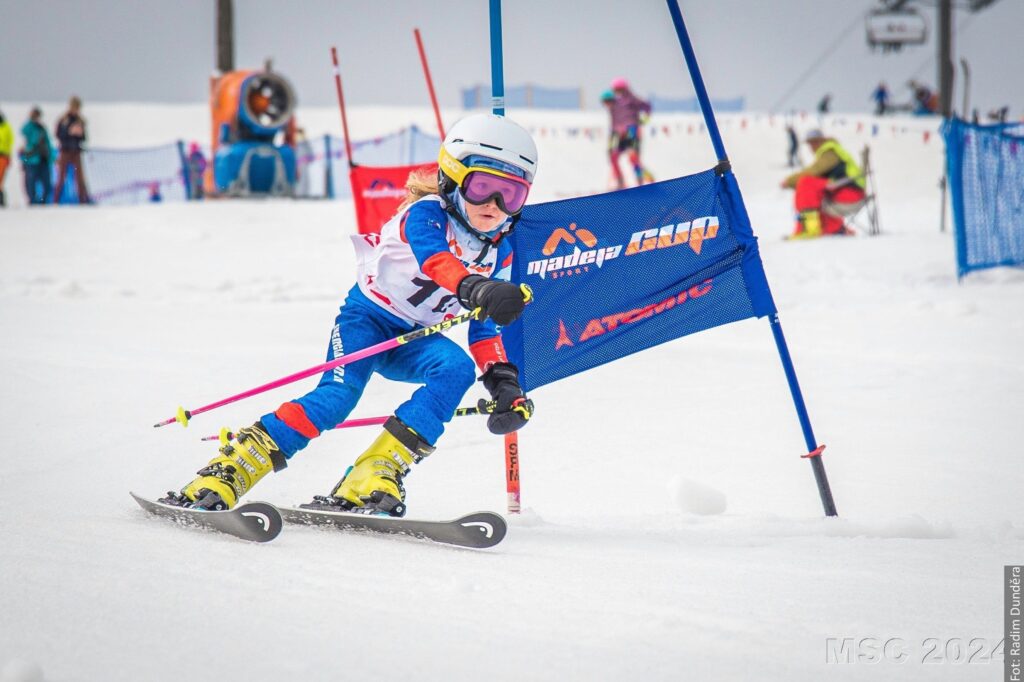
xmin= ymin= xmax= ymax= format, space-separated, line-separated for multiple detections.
xmin=397 ymin=167 xmax=440 ymax=211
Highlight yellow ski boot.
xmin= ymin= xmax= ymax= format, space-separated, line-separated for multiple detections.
xmin=307 ymin=416 xmax=434 ymax=517
xmin=789 ymin=210 xmax=823 ymax=240
xmin=163 ymin=422 xmax=287 ymax=510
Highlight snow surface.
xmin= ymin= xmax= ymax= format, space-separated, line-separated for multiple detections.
xmin=1 ymin=104 xmax=1023 ymax=681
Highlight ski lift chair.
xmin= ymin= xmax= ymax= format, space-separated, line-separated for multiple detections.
xmin=822 ymin=145 xmax=881 ymax=236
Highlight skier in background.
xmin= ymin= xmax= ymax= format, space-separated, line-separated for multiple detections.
xmin=600 ymin=88 xmax=615 ymax=112
xmin=186 ymin=142 xmax=206 ymax=200
xmin=163 ymin=114 xmax=538 ymax=516
xmin=19 ymin=107 xmax=53 ymax=205
xmin=785 ymin=125 xmax=800 ymax=168
xmin=871 ymin=82 xmax=890 ymax=116
xmin=0 ymin=109 xmax=12 ymax=207
xmin=817 ymin=94 xmax=832 ymax=115
xmin=908 ymin=80 xmax=939 ymax=115
xmin=600 ymin=89 xmax=621 ymax=188
xmin=781 ymin=129 xmax=865 ymax=239
xmin=604 ymin=77 xmax=653 ymax=189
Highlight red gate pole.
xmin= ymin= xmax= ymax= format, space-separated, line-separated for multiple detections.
xmin=413 ymin=28 xmax=446 ymax=139
xmin=330 ymin=46 xmax=355 ymax=166
xmin=504 ymin=432 xmax=521 ymax=514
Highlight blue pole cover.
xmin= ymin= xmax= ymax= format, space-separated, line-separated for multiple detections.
xmin=489 ymin=0 xmax=505 ymax=115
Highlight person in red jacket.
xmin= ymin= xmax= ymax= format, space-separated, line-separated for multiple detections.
xmin=54 ymin=96 xmax=91 ymax=204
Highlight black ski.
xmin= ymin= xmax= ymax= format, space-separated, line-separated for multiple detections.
xmin=280 ymin=506 xmax=506 ymax=549
xmin=130 ymin=492 xmax=283 ymax=543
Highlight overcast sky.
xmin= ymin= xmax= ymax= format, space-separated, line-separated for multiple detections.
xmin=2 ymin=0 xmax=1021 ymax=116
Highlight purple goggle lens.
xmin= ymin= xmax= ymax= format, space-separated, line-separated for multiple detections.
xmin=460 ymin=171 xmax=531 ymax=215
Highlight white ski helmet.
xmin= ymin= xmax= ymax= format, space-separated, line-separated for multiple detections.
xmin=439 ymin=113 xmax=538 ymax=184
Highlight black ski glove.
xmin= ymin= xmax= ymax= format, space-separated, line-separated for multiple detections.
xmin=458 ymin=275 xmax=529 ymax=326
xmin=478 ymin=362 xmax=534 ymax=435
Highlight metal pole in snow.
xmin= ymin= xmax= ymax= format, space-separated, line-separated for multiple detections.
xmin=488 ymin=0 xmax=520 ymax=514
xmin=665 ymin=0 xmax=837 ymax=516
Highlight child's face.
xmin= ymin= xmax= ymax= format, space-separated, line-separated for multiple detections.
xmin=465 ymin=198 xmax=508 ymax=233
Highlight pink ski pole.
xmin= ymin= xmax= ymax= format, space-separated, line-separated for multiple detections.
xmin=153 ymin=307 xmax=485 ymax=429
xmin=201 ymin=405 xmax=489 ymax=443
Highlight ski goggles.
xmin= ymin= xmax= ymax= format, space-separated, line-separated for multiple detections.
xmin=439 ymin=148 xmax=532 ymax=215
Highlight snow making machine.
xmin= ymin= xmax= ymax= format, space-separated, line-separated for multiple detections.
xmin=209 ymin=68 xmax=297 ymax=197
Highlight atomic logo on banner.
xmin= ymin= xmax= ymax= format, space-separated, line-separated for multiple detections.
xmin=554 ymin=279 xmax=714 ymax=350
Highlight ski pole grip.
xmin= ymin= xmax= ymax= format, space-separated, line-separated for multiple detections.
xmin=520 ymin=283 xmax=533 ymax=304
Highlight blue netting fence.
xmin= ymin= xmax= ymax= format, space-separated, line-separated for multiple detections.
xmin=943 ymin=118 xmax=1024 ymax=277
xmin=294 ymin=126 xmax=440 ymax=199
xmin=73 ymin=142 xmax=189 ymax=205
xmin=64 ymin=126 xmax=441 ymax=205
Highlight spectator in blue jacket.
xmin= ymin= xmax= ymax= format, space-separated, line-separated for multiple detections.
xmin=871 ymin=82 xmax=890 ymax=116
xmin=20 ymin=107 xmax=54 ymax=205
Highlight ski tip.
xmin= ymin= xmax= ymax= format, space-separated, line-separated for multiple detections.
xmin=130 ymin=492 xmax=283 ymax=543
xmin=457 ymin=511 xmax=507 ymax=548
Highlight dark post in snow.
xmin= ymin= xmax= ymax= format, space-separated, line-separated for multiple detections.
xmin=217 ymin=0 xmax=234 ymax=74
xmin=938 ymin=0 xmax=954 ymax=117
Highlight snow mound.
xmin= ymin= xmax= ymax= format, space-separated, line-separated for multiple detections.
xmin=668 ymin=476 xmax=728 ymax=515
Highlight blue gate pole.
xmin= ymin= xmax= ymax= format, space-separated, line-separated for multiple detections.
xmin=665 ymin=0 xmax=837 ymax=516
xmin=489 ymin=0 xmax=505 ymax=115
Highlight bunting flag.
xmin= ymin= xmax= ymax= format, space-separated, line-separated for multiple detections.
xmin=503 ymin=169 xmax=777 ymax=392
xmin=524 ymin=118 xmax=939 ymax=145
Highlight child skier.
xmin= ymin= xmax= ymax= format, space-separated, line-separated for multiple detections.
xmin=605 ymin=77 xmax=653 ymax=189
xmin=162 ymin=113 xmax=538 ymax=517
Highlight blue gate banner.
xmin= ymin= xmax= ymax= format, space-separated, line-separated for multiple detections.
xmin=942 ymin=117 xmax=1024 ymax=278
xmin=504 ymin=168 xmax=777 ymax=392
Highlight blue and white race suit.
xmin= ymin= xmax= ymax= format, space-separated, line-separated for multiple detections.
xmin=261 ymin=196 xmax=515 ymax=456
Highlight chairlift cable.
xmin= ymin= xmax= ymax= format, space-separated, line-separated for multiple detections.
xmin=768 ymin=11 xmax=865 ymax=114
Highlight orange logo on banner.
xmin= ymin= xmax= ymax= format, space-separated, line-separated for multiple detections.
xmin=542 ymin=223 xmax=599 ymax=255
xmin=527 ymin=216 xmax=720 ymax=281
xmin=555 ymin=320 xmax=574 ymax=349
xmin=527 ymin=222 xmax=620 ymax=280
xmin=624 ymin=217 xmax=720 ymax=257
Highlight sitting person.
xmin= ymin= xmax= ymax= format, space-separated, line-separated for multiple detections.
xmin=781 ymin=129 xmax=865 ymax=239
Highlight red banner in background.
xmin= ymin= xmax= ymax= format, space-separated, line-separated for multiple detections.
xmin=349 ymin=163 xmax=437 ymax=234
